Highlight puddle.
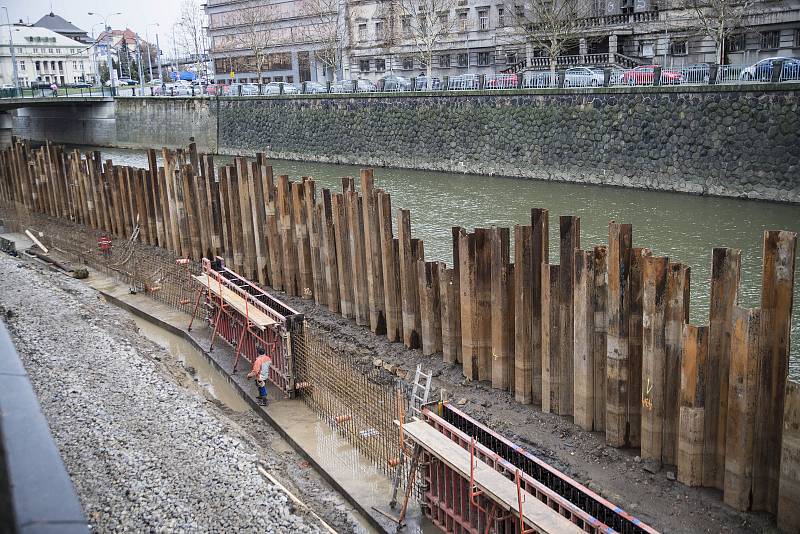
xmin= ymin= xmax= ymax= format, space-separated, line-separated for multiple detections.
xmin=132 ymin=315 xmax=250 ymax=412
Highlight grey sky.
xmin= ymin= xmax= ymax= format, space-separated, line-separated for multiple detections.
xmin=4 ymin=0 xmax=203 ymax=51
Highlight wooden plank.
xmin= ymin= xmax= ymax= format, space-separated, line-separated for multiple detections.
xmin=345 ymin=190 xmax=368 ymax=326
xmin=261 ymin=165 xmax=281 ymax=290
xmin=193 ymin=274 xmax=275 ymax=329
xmin=134 ymin=169 xmax=150 ymax=245
xmin=753 ymin=230 xmax=797 ymax=514
xmin=378 ymin=191 xmax=400 ymax=341
xmin=147 ymin=149 xmax=164 ymax=248
xmin=361 ymin=169 xmax=385 ymax=334
xmin=475 ymin=228 xmax=492 ymax=382
xmin=321 ymin=188 xmax=339 ymax=311
xmin=559 ymin=216 xmax=580 ymax=416
xmin=491 ymin=227 xmax=514 ymax=391
xmin=236 ymin=158 xmax=256 ymax=278
xmin=248 ymin=162 xmax=269 ymax=285
xmin=451 ymin=226 xmax=464 ymax=364
xmin=628 ymin=247 xmax=652 ymax=449
xmin=206 ymin=156 xmax=223 ymax=259
xmin=542 ymin=264 xmax=561 ymax=414
xmin=401 ymin=421 xmax=583 ymax=534
xmin=724 ymin=307 xmax=761 ymax=511
xmin=332 ymin=192 xmax=352 ymax=317
xmin=704 ymin=247 xmax=741 ymax=489
xmin=181 ymin=164 xmax=202 ymax=261
xmin=440 ymin=267 xmax=459 ymax=364
xmin=641 ymin=256 xmax=669 ymax=463
xmin=217 ymin=166 xmax=234 ymax=266
xmin=399 ymin=209 xmax=421 ymax=349
xmin=293 ymin=181 xmax=313 ymax=298
xmin=606 ymin=221 xmax=632 ymax=447
xmin=304 ymin=179 xmax=325 ymax=305
xmin=778 ymin=380 xmax=800 ymax=533
xmin=593 ymin=246 xmax=608 ymax=432
xmin=678 ymin=324 xmax=707 ymax=487
xmin=225 ymin=166 xmax=245 ymax=273
xmin=162 ymin=149 xmax=181 ymax=254
xmin=573 ymin=249 xmax=594 ymax=430
xmin=193 ymin=163 xmax=211 ymax=260
xmin=108 ymin=165 xmax=123 ymax=239
xmin=459 ymin=229 xmax=478 ymax=380
xmin=664 ymin=262 xmax=690 ymax=465
xmin=514 ymin=225 xmax=533 ymax=404
xmin=531 ymin=209 xmax=549 ymax=405
xmin=277 ymin=176 xmax=299 ymax=296
xmin=419 ymin=260 xmax=443 ymax=356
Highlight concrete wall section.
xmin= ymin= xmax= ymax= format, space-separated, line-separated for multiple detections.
xmin=216 ymin=87 xmax=800 ymax=203
xmin=13 ymin=102 xmax=117 ymax=147
xmin=114 ymin=98 xmax=218 ymax=152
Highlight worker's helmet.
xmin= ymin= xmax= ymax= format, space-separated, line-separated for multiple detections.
xmin=257 ymin=346 xmax=265 ymax=356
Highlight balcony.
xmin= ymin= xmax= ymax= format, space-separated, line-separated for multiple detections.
xmin=502 ymin=52 xmax=646 ymax=73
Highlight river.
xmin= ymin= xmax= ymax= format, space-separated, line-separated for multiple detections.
xmin=71 ymin=145 xmax=800 ymax=378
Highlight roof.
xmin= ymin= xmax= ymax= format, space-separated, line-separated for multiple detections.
xmin=0 ymin=25 xmax=89 ymax=49
xmin=33 ymin=12 xmax=87 ymax=35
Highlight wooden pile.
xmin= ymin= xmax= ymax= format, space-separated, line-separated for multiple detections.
xmin=0 ymin=138 xmax=797 ymax=528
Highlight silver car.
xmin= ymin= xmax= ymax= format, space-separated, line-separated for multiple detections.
xmin=563 ymin=67 xmax=605 ymax=87
xmin=263 ymin=81 xmax=299 ymax=95
xmin=227 ymin=83 xmax=260 ymax=96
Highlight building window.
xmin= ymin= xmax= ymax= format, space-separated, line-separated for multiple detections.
xmin=73 ymin=61 xmax=78 ymax=69
xmin=440 ymin=54 xmax=451 ymax=68
xmin=478 ymin=9 xmax=489 ymax=30
xmin=19 ymin=61 xmax=25 ymax=71
xmin=457 ymin=52 xmax=468 ymax=67
xmin=670 ymin=40 xmax=688 ymax=56
xmin=497 ymin=7 xmax=505 ymax=27
xmin=438 ymin=11 xmax=448 ymax=26
xmin=795 ymin=29 xmax=800 ymax=47
xmin=478 ymin=51 xmax=490 ymax=66
xmin=375 ymin=21 xmax=384 ymax=40
xmin=360 ymin=59 xmax=370 ymax=72
xmin=402 ymin=56 xmax=414 ymax=70
xmin=48 ymin=48 xmax=53 ymax=53
xmin=35 ymin=61 xmax=40 ymax=70
xmin=376 ymin=58 xmax=386 ymax=72
xmin=761 ymin=30 xmax=781 ymax=50
xmin=58 ymin=61 xmax=63 ymax=71
xmin=506 ymin=51 xmax=517 ymax=64
xmin=459 ymin=12 xmax=468 ymax=31
xmin=359 ymin=23 xmax=367 ymax=41
xmin=402 ymin=16 xmax=412 ymax=36
xmin=287 ymin=75 xmax=294 ymax=83
xmin=727 ymin=33 xmax=746 ymax=52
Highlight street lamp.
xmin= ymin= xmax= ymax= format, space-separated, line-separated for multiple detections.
xmin=88 ymin=11 xmax=121 ymax=91
xmin=90 ymin=22 xmax=105 ymax=85
xmin=1 ymin=6 xmax=19 ymax=92
xmin=145 ymin=23 xmax=159 ymax=82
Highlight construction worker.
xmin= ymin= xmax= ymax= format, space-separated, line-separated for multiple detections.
xmin=247 ymin=347 xmax=271 ymax=406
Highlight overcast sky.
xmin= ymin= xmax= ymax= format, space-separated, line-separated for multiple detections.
xmin=5 ymin=0 xmax=203 ymax=48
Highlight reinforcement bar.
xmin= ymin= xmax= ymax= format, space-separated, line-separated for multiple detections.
xmin=433 ymin=403 xmax=657 ymax=534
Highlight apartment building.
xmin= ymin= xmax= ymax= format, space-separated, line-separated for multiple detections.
xmin=205 ymin=0 xmax=800 ymax=84
xmin=0 ymin=25 xmax=96 ymax=87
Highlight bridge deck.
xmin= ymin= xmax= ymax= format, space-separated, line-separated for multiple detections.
xmin=401 ymin=420 xmax=582 ymax=534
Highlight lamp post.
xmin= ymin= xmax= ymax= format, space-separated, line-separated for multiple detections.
xmin=155 ymin=33 xmax=163 ymax=82
xmin=90 ymin=22 xmax=104 ymax=85
xmin=145 ymin=23 xmax=159 ymax=83
xmin=88 ymin=11 xmax=121 ymax=93
xmin=1 ymin=6 xmax=19 ymax=92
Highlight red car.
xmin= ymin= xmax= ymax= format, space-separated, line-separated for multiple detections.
xmin=622 ymin=65 xmax=683 ymax=86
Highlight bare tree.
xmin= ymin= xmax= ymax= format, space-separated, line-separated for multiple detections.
xmin=175 ymin=0 xmax=207 ymax=79
xmin=397 ymin=0 xmax=460 ymax=88
xmin=230 ymin=2 xmax=277 ymax=84
xmin=684 ymin=0 xmax=754 ymax=65
xmin=300 ymin=0 xmax=349 ymax=81
xmin=506 ymin=0 xmax=592 ymax=74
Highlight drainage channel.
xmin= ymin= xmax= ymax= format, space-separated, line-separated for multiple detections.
xmin=127 ymin=312 xmax=381 ymax=533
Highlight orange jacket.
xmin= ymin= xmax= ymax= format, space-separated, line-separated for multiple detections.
xmin=247 ymin=354 xmax=272 ymax=379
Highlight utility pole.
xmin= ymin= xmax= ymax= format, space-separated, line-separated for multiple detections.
xmin=135 ymin=34 xmax=145 ymax=92
xmin=155 ymin=33 xmax=163 ymax=82
xmin=2 ymin=7 xmax=20 ymax=92
xmin=89 ymin=11 xmax=122 ymax=93
xmin=146 ymin=23 xmax=159 ymax=83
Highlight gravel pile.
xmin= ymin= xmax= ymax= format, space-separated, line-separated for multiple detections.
xmin=0 ymin=255 xmax=320 ymax=533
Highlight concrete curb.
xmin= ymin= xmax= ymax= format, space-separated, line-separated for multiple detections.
xmin=96 ymin=289 xmax=390 ymax=533
xmin=0 ymin=322 xmax=89 ymax=534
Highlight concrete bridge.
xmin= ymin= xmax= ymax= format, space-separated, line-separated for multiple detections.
xmin=0 ymin=96 xmax=114 ymax=147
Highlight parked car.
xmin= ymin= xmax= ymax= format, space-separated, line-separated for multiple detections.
xmin=739 ymin=57 xmax=800 ymax=81
xmin=154 ymin=83 xmax=192 ymax=96
xmin=226 ymin=83 xmax=260 ymax=96
xmin=69 ymin=81 xmax=93 ymax=88
xmin=378 ymin=74 xmax=411 ymax=92
xmin=485 ymin=73 xmax=518 ymax=89
xmin=263 ymin=81 xmax=299 ymax=95
xmin=414 ymin=76 xmax=441 ymax=90
xmin=303 ymin=81 xmax=328 ymax=93
xmin=448 ymin=74 xmax=480 ymax=90
xmin=680 ymin=63 xmax=711 ymax=84
xmin=331 ymin=79 xmax=377 ymax=93
xmin=521 ymin=71 xmax=556 ymax=88
xmin=204 ymin=83 xmax=224 ymax=95
xmin=563 ymin=67 xmax=604 ymax=87
xmin=622 ymin=65 xmax=682 ymax=85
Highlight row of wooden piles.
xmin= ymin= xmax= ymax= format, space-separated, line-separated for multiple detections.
xmin=0 ymin=138 xmax=798 ymax=529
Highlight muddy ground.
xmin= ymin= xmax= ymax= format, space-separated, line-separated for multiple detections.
xmin=272 ymin=289 xmax=778 ymax=534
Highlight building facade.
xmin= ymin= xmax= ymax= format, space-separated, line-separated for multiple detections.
xmin=206 ymin=0 xmax=800 ymax=84
xmin=0 ymin=25 xmax=96 ymax=87
xmin=33 ymin=12 xmax=92 ymax=45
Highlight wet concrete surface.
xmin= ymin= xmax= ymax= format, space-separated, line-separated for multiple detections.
xmin=83 ymin=271 xmax=430 ymax=533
